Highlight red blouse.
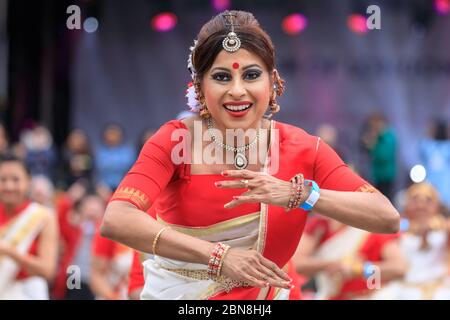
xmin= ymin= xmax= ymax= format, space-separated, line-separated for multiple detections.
xmin=111 ymin=119 xmax=374 ymax=217
xmin=110 ymin=119 xmax=375 ymax=299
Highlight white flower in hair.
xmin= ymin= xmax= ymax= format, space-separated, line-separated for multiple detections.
xmin=187 ymin=40 xmax=198 ymax=80
xmin=186 ymin=40 xmax=201 ymax=112
xmin=185 ymin=82 xmax=201 ymax=112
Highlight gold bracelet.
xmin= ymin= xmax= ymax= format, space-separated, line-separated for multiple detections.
xmin=217 ymin=245 xmax=231 ymax=277
xmin=152 ymin=226 xmax=172 ymax=255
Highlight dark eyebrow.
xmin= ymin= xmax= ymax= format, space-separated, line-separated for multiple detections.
xmin=210 ymin=67 xmax=231 ymax=73
xmin=210 ymin=64 xmax=263 ymax=73
xmin=242 ymin=64 xmax=262 ymax=71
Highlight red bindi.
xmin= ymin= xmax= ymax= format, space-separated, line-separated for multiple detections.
xmin=232 ymin=62 xmax=240 ymax=70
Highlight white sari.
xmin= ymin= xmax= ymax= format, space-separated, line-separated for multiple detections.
xmin=0 ymin=203 xmax=50 ymax=300
xmin=314 ymin=226 xmax=370 ymax=300
xmin=140 ymin=211 xmax=290 ymax=300
xmin=372 ymin=230 xmax=450 ymax=300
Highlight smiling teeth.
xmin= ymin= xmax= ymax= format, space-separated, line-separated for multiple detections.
xmin=224 ymin=104 xmax=251 ymax=112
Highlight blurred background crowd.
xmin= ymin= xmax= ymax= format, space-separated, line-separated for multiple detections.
xmin=1 ymin=0 xmax=450 ymax=300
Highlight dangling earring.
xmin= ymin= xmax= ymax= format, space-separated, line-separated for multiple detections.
xmin=274 ymin=70 xmax=286 ymax=97
xmin=200 ymin=107 xmax=211 ymax=119
xmin=194 ymin=80 xmax=211 ymax=119
xmin=266 ymin=70 xmax=285 ymax=118
xmin=267 ymin=87 xmax=280 ymax=119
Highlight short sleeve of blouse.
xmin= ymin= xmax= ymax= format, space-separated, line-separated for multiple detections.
xmin=313 ymin=138 xmax=377 ymax=193
xmin=109 ymin=120 xmax=188 ymax=211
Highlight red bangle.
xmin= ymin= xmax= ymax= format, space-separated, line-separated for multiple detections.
xmin=207 ymin=243 xmax=230 ymax=279
xmin=286 ymin=174 xmax=305 ymax=212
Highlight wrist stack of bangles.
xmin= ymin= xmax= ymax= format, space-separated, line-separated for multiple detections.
xmin=207 ymin=242 xmax=231 ymax=280
xmin=286 ymin=173 xmax=305 ymax=212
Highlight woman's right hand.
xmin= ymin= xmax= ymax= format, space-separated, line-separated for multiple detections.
xmin=220 ymin=248 xmax=293 ymax=289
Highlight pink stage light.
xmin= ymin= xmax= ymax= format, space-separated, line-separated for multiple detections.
xmin=211 ymin=0 xmax=231 ymax=12
xmin=347 ymin=14 xmax=368 ymax=34
xmin=151 ymin=12 xmax=178 ymax=32
xmin=434 ymin=0 xmax=450 ymax=15
xmin=282 ymin=13 xmax=308 ymax=35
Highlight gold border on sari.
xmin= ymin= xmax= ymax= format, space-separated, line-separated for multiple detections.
xmin=0 ymin=204 xmax=48 ymax=263
xmin=157 ymin=211 xmax=260 ymax=237
xmin=256 ymin=120 xmax=274 ymax=254
xmin=0 ymin=215 xmax=20 ymax=238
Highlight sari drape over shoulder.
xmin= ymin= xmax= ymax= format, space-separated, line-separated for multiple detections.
xmin=0 ymin=202 xmax=51 ymax=300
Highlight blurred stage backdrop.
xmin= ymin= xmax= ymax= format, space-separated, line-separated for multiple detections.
xmin=1 ymin=0 xmax=450 ymax=185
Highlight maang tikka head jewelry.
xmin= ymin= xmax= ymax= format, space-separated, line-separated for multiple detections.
xmin=222 ymin=12 xmax=241 ymax=53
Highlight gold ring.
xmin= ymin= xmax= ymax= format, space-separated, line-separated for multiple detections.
xmin=241 ymin=179 xmax=249 ymax=189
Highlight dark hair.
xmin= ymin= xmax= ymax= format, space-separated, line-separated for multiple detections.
xmin=192 ymin=11 xmax=276 ymax=79
xmin=0 ymin=153 xmax=31 ymax=176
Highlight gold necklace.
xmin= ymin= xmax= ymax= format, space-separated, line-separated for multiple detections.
xmin=206 ymin=117 xmax=261 ymax=170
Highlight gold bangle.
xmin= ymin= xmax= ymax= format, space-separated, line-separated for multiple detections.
xmin=217 ymin=245 xmax=231 ymax=277
xmin=152 ymin=226 xmax=172 ymax=256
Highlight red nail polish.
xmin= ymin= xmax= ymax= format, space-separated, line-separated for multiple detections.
xmin=215 ymin=182 xmax=222 ymax=187
xmin=221 ymin=172 xmax=228 ymax=177
xmin=233 ymin=196 xmax=240 ymax=200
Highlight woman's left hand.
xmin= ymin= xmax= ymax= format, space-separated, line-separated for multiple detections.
xmin=215 ymin=169 xmax=297 ymax=209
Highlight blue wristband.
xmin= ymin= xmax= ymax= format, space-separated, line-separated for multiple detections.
xmin=299 ymin=180 xmax=320 ymax=211
xmin=399 ymin=218 xmax=410 ymax=233
xmin=363 ymin=262 xmax=375 ymax=279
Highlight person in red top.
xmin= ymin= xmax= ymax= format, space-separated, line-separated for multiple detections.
xmin=51 ymin=191 xmax=80 ymax=299
xmin=100 ymin=10 xmax=400 ymax=300
xmin=293 ymin=215 xmax=407 ymax=299
xmin=91 ymin=227 xmax=133 ymax=300
xmin=0 ymin=154 xmax=59 ymax=299
xmin=127 ymin=250 xmax=146 ymax=300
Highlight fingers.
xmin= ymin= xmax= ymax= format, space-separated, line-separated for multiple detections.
xmin=254 ymin=265 xmax=292 ymax=289
xmin=215 ymin=179 xmax=253 ymax=189
xmin=259 ymin=255 xmax=292 ymax=283
xmin=221 ymin=169 xmax=258 ymax=179
xmin=243 ymin=266 xmax=291 ymax=289
xmin=222 ymin=249 xmax=293 ymax=290
xmin=224 ymin=194 xmax=264 ymax=209
xmin=244 ymin=253 xmax=293 ymax=289
xmin=241 ymin=274 xmax=267 ymax=289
